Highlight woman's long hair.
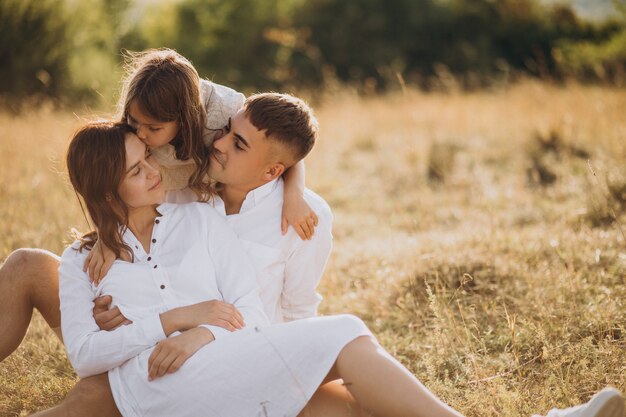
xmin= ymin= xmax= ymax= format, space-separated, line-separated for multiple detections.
xmin=118 ymin=48 xmax=212 ymax=200
xmin=66 ymin=121 xmax=135 ymax=259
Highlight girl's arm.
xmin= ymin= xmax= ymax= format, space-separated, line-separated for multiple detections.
xmin=82 ymin=238 xmax=116 ymax=284
xmin=282 ymin=160 xmax=319 ymax=240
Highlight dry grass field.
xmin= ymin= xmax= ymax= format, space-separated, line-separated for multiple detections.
xmin=0 ymin=81 xmax=625 ymax=416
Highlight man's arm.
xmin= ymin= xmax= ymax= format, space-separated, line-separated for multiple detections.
xmin=280 ymin=196 xmax=333 ymax=321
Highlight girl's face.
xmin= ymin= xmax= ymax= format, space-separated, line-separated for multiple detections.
xmin=118 ymin=132 xmax=165 ymax=208
xmin=127 ymin=100 xmax=179 ymax=149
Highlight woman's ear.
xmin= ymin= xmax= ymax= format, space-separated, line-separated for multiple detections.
xmin=263 ymin=163 xmax=285 ymax=181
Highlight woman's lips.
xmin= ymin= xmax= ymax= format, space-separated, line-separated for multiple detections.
xmin=149 ymin=178 xmax=162 ymax=191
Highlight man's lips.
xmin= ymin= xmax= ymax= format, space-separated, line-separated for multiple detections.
xmin=211 ymin=152 xmax=225 ymax=168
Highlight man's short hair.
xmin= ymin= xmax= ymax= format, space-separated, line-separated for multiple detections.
xmin=243 ymin=93 xmax=319 ymax=166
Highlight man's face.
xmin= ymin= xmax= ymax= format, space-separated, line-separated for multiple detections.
xmin=208 ymin=109 xmax=277 ymax=190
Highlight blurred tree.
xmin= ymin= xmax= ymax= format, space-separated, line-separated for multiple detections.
xmin=0 ymin=0 xmax=70 ymax=102
xmin=134 ymin=0 xmax=304 ymax=91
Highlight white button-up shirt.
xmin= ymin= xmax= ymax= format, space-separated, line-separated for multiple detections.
xmin=165 ymin=178 xmax=333 ymax=323
xmin=59 ymin=203 xmax=269 ymax=378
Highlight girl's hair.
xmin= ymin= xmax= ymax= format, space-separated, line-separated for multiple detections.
xmin=118 ymin=48 xmax=212 ymax=199
xmin=66 ymin=120 xmax=135 ymax=259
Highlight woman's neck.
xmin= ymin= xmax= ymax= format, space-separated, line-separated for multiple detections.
xmin=127 ymin=205 xmax=160 ymax=253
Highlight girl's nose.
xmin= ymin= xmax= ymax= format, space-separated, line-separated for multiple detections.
xmin=136 ymin=126 xmax=147 ymax=140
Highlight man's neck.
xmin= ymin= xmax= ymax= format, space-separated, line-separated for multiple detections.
xmin=219 ymin=186 xmax=249 ymax=215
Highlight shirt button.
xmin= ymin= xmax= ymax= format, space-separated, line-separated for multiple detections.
xmin=155 ymin=219 xmax=160 ymax=224
xmin=135 ymin=245 xmax=139 ymax=249
xmin=152 ymin=238 xmax=156 ymax=243
xmin=160 ymin=284 xmax=165 ymax=290
xmin=147 ymin=256 xmax=152 ymax=261
xmin=153 ymin=265 xmax=158 ymax=269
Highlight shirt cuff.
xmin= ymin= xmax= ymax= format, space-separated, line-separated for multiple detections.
xmin=140 ymin=313 xmax=167 ymax=343
xmin=199 ymin=324 xmax=231 ymax=340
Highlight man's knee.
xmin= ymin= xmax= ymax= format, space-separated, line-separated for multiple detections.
xmin=2 ymin=248 xmax=60 ymax=283
xmin=63 ymin=374 xmax=121 ymax=417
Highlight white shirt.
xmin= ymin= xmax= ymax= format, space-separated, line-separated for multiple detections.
xmin=166 ymin=178 xmax=333 ymax=323
xmin=59 ymin=203 xmax=269 ymax=379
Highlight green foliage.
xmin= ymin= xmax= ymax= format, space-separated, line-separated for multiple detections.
xmin=133 ymin=0 xmax=304 ymax=90
xmin=1 ymin=0 xmax=624 ymax=105
xmin=0 ymin=0 xmax=71 ymax=102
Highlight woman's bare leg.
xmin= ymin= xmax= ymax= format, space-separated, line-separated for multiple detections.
xmin=298 ymin=380 xmax=374 ymax=417
xmin=0 ymin=248 xmax=61 ymax=361
xmin=328 ymin=336 xmax=463 ymax=417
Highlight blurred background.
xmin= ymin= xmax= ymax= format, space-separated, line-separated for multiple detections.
xmin=1 ymin=1 xmax=626 ymax=416
xmin=1 ymin=0 xmax=625 ymax=108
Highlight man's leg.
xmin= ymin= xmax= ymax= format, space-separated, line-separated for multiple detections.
xmin=0 ymin=248 xmax=61 ymax=361
xmin=30 ymin=374 xmax=122 ymax=417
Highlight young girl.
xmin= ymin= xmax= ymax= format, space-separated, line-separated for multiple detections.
xmin=84 ymin=48 xmax=318 ymax=281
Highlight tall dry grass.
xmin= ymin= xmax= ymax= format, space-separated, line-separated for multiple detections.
xmin=1 ymin=81 xmax=625 ymax=416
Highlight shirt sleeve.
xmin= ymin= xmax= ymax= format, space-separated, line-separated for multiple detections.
xmin=202 ymin=209 xmax=270 ymax=338
xmin=59 ymin=245 xmax=166 ymax=378
xmin=200 ymin=79 xmax=245 ymax=146
xmin=281 ymin=203 xmax=333 ymax=321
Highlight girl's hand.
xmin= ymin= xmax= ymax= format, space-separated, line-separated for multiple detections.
xmin=148 ymin=327 xmax=214 ymax=380
xmin=83 ymin=240 xmax=116 ymax=284
xmin=281 ymin=193 xmax=318 ymax=240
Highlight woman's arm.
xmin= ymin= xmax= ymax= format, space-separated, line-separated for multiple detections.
xmin=61 ymin=245 xmax=221 ymax=377
xmin=282 ymin=160 xmax=319 ymax=240
xmin=60 ymin=245 xmax=168 ymax=378
xmin=204 ymin=209 xmax=270 ymax=339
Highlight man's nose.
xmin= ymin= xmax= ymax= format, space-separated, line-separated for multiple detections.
xmin=213 ymin=133 xmax=228 ymax=152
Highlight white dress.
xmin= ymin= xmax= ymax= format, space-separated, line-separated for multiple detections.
xmin=59 ymin=202 xmax=370 ymax=417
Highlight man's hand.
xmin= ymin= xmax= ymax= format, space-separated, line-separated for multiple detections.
xmin=93 ymin=295 xmax=132 ymax=331
xmin=148 ymin=327 xmax=215 ymax=380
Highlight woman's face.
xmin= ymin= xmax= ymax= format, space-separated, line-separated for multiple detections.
xmin=127 ymin=100 xmax=179 ymax=149
xmin=118 ymin=132 xmax=165 ymax=208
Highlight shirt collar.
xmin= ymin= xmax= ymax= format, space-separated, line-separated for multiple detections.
xmin=156 ymin=202 xmax=176 ymax=215
xmin=240 ymin=178 xmax=281 ymax=214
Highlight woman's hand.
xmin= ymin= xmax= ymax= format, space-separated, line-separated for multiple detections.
xmin=161 ymin=300 xmax=245 ymax=335
xmin=282 ymin=192 xmax=318 ymax=240
xmin=83 ymin=239 xmax=116 ymax=284
xmin=148 ymin=327 xmax=214 ymax=380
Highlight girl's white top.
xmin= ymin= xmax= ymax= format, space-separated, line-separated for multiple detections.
xmin=151 ymin=80 xmax=245 ymax=192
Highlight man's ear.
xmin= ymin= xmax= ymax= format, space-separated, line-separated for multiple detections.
xmin=263 ymin=163 xmax=286 ymax=181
